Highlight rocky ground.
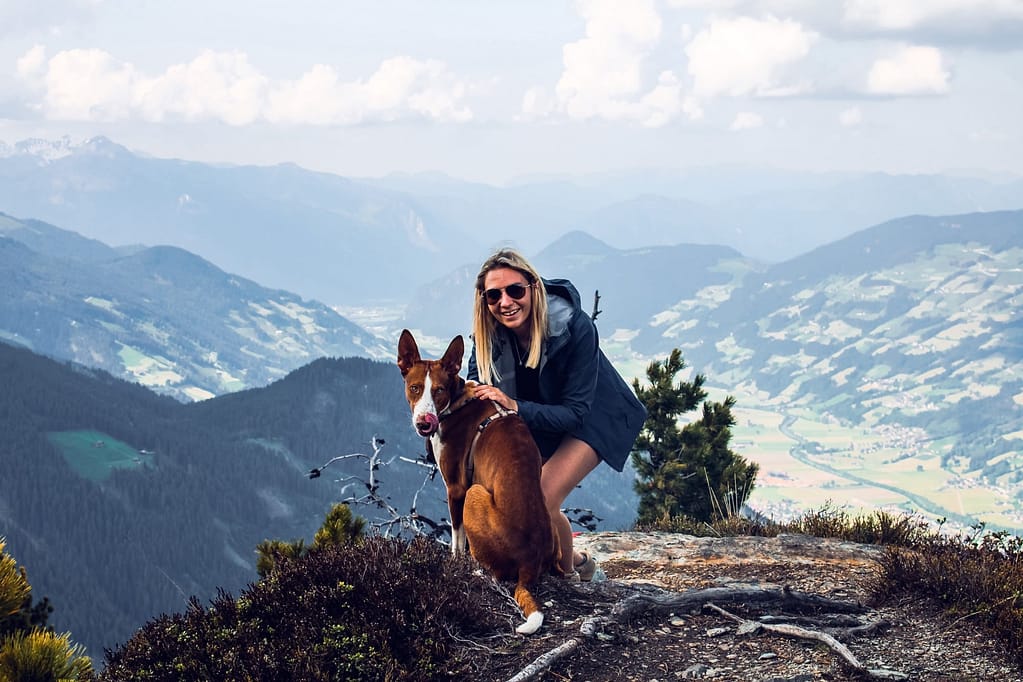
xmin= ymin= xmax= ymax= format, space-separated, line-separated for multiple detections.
xmin=477 ymin=532 xmax=1023 ymax=682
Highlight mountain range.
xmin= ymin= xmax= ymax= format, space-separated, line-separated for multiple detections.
xmin=3 ymin=136 xmax=1023 ymax=307
xmin=2 ymin=135 xmax=1023 ymax=659
xmin=0 ymin=340 xmax=637 ymax=657
xmin=0 ymin=212 xmax=387 ymax=401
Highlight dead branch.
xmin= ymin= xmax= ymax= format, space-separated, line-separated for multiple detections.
xmin=504 ymin=583 xmax=882 ymax=682
xmin=758 ymin=614 xmax=892 ymax=641
xmin=611 ymin=583 xmax=868 ymax=621
xmin=308 ymin=436 xmax=450 ymax=541
xmin=705 ymin=602 xmax=908 ymax=680
xmin=505 ymin=639 xmax=583 ymax=682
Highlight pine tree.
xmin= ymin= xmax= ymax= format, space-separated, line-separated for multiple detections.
xmin=630 ymin=349 xmax=759 ymax=524
xmin=0 ymin=539 xmax=93 ymax=681
xmin=256 ymin=503 xmax=366 ymax=577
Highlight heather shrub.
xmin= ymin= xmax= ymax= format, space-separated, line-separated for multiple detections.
xmin=100 ymin=536 xmax=512 ymax=681
xmin=872 ymin=525 xmax=1023 ymax=669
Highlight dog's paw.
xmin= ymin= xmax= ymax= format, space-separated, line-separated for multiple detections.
xmin=516 ymin=611 xmax=544 ymax=635
xmin=465 ymin=380 xmax=480 ymax=399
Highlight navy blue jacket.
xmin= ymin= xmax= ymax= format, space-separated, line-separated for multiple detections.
xmin=467 ymin=278 xmax=646 ymax=471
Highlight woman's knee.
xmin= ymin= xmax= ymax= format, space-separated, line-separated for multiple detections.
xmin=540 ymin=437 xmax=600 ymax=504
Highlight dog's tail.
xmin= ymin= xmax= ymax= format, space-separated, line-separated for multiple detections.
xmin=514 ymin=583 xmax=544 ymax=635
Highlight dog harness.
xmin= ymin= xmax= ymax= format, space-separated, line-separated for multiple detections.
xmin=465 ymin=401 xmax=517 ymax=483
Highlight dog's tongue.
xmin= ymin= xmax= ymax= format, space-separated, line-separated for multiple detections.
xmin=417 ymin=413 xmax=439 ymax=436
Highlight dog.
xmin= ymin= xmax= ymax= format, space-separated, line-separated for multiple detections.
xmin=396 ymin=329 xmax=561 ymax=635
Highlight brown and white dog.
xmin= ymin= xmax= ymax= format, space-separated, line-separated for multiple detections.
xmin=397 ymin=329 xmax=561 ymax=635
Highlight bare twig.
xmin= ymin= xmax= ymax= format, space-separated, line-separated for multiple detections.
xmin=705 ymin=602 xmax=908 ymax=680
xmin=503 ymin=583 xmax=883 ymax=682
xmin=505 ymin=639 xmax=584 ymax=682
xmin=308 ymin=436 xmax=450 ymax=541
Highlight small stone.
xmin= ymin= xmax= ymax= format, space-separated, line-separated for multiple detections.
xmin=682 ymin=663 xmax=709 ymax=678
xmin=759 ymin=652 xmax=778 ymax=660
xmin=670 ymin=616 xmax=686 ymax=626
xmin=706 ymin=627 xmax=730 ymax=637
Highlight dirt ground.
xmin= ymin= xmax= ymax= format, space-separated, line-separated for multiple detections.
xmin=474 ymin=532 xmax=1023 ymax=682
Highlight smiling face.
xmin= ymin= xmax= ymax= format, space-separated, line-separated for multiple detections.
xmin=483 ymin=267 xmax=533 ymax=340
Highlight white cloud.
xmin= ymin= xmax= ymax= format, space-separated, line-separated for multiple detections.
xmin=839 ymin=106 xmax=864 ymax=126
xmin=43 ymin=48 xmax=139 ymax=121
xmin=15 ymin=47 xmax=472 ymax=125
xmin=547 ymin=0 xmax=688 ymax=126
xmin=520 ymin=86 xmax=556 ymax=120
xmin=15 ymin=44 xmax=47 ymax=81
xmin=685 ymin=15 xmax=819 ymax=98
xmin=730 ymin=111 xmax=764 ymax=130
xmin=137 ymin=50 xmax=267 ymax=125
xmin=866 ymin=45 xmax=950 ymax=95
xmin=843 ymin=0 xmax=1023 ymax=31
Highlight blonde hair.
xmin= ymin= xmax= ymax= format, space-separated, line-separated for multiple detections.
xmin=472 ymin=249 xmax=548 ymax=384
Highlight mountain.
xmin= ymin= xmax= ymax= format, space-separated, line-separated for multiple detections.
xmin=0 ymin=341 xmax=638 ymax=657
xmin=3 ymin=137 xmax=1022 ymax=312
xmin=0 ymin=137 xmax=485 ymax=303
xmin=0 ymin=341 xmax=431 ymax=657
xmin=368 ymin=165 xmax=1023 ymax=263
xmin=0 ymin=212 xmax=388 ymax=401
xmin=399 ymin=230 xmax=755 ymax=342
xmin=401 ymin=210 xmax=1023 ymax=530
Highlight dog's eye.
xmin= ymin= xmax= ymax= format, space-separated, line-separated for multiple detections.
xmin=409 ymin=385 xmax=422 ymax=395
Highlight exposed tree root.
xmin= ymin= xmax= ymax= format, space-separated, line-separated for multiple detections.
xmin=705 ymin=603 xmax=908 ymax=680
xmin=504 ymin=583 xmax=905 ymax=682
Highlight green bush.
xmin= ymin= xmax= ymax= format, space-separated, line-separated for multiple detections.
xmin=100 ymin=537 xmax=512 ymax=681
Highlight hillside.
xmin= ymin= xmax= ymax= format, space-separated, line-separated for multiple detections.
xmin=0 ymin=137 xmax=484 ymax=301
xmin=0 ymin=212 xmax=388 ymax=401
xmin=3 ymin=137 xmax=1022 ymax=309
xmin=0 ymin=342 xmax=638 ymax=657
xmin=399 ymin=212 xmax=1023 ymax=531
xmin=0 ymin=342 xmax=417 ymax=655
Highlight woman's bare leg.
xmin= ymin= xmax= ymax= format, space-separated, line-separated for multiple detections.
xmin=541 ymin=436 xmax=600 ymax=573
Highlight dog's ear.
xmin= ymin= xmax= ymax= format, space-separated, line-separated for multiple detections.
xmin=440 ymin=335 xmax=464 ymax=375
xmin=397 ymin=329 xmax=420 ymax=376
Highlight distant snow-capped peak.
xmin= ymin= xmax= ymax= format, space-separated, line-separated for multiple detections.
xmin=0 ymin=135 xmax=77 ymax=161
xmin=0 ymin=135 xmax=126 ymax=162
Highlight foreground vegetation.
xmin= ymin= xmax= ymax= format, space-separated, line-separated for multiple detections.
xmin=644 ymin=504 xmax=1023 ymax=671
xmin=92 ymin=506 xmax=1023 ymax=679
xmin=5 ymin=502 xmax=1023 ymax=680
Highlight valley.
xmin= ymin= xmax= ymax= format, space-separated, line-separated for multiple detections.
xmin=362 ymin=303 xmax=1023 ymax=535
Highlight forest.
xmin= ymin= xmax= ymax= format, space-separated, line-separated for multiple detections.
xmin=0 ymin=341 xmax=434 ymax=656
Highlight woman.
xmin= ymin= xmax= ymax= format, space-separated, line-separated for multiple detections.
xmin=467 ymin=248 xmax=647 ymax=581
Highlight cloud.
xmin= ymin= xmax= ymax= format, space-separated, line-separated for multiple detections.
xmin=685 ymin=16 xmax=819 ymax=98
xmin=268 ymin=57 xmax=471 ymax=125
xmin=544 ymin=0 xmax=688 ymax=126
xmin=866 ymin=45 xmax=950 ymax=95
xmin=839 ymin=106 xmax=864 ymax=126
xmin=14 ymin=47 xmax=472 ymax=125
xmin=730 ymin=111 xmax=764 ymax=130
xmin=843 ymin=0 xmax=1023 ymax=30
xmin=842 ymin=0 xmax=1023 ymax=45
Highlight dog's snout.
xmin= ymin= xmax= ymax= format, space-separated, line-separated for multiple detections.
xmin=415 ymin=413 xmax=439 ymax=436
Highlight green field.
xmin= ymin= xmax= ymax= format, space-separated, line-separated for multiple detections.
xmin=46 ymin=430 xmax=153 ymax=482
xmin=726 ymin=395 xmax=1023 ymax=533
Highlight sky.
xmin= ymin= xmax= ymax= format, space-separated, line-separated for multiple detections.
xmin=0 ymin=0 xmax=1021 ymax=184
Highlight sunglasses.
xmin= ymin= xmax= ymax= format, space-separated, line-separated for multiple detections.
xmin=482 ymin=282 xmax=533 ymax=305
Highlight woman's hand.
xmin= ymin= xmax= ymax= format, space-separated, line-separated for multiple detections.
xmin=472 ymin=384 xmax=518 ymax=412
